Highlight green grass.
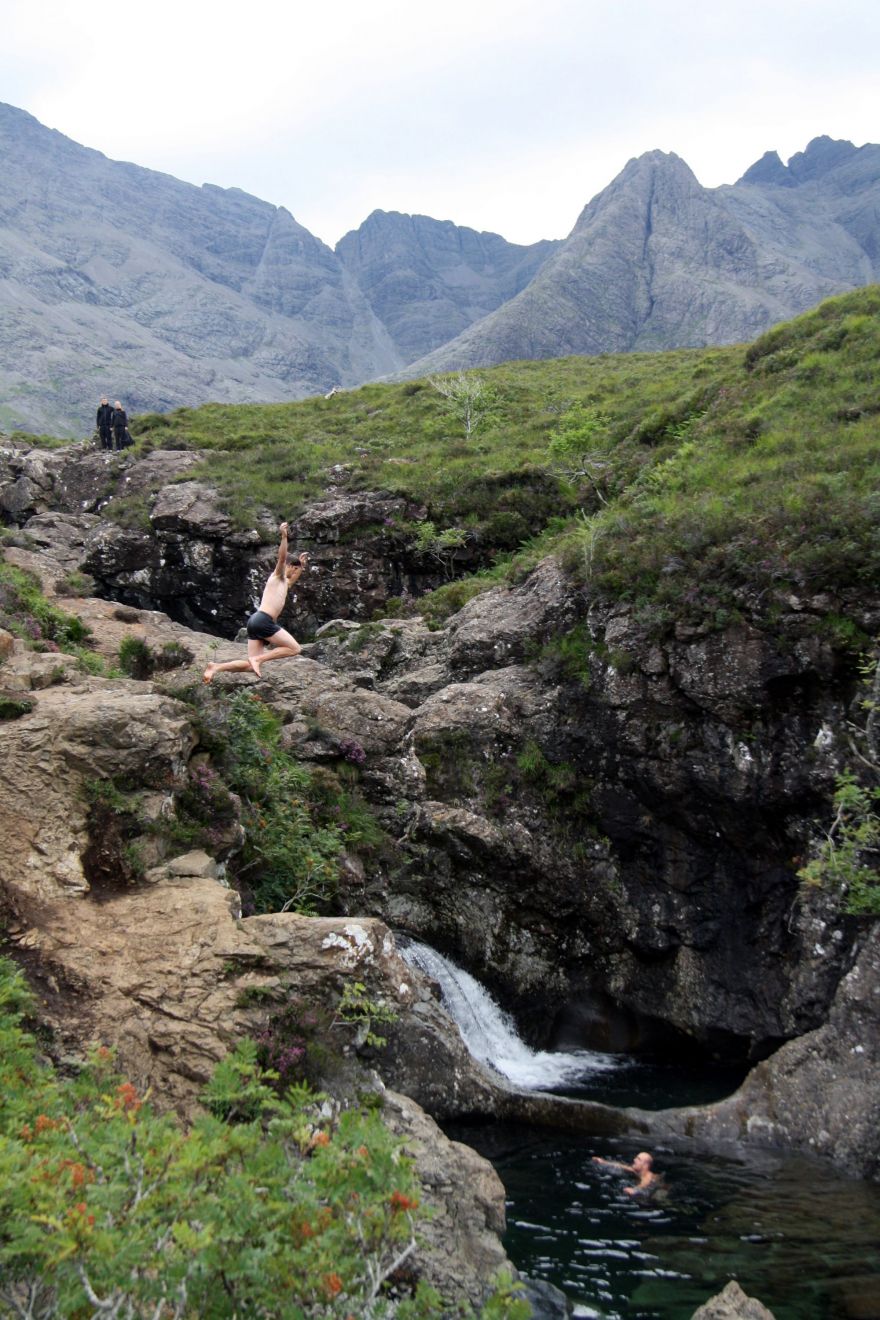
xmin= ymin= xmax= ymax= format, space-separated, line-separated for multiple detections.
xmin=120 ymin=285 xmax=878 ymax=635
xmin=0 ymin=560 xmax=92 ymax=650
xmin=131 ymin=344 xmax=741 ymax=546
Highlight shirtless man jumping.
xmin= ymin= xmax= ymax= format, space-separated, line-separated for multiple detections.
xmin=203 ymin=523 xmax=308 ymax=683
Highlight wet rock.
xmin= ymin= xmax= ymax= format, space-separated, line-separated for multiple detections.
xmin=655 ymin=926 xmax=880 ymax=1180
xmin=522 ymin=1277 xmax=573 ymax=1318
xmin=381 ymin=1091 xmax=511 ymax=1311
xmin=691 ymin=1279 xmax=775 ymax=1319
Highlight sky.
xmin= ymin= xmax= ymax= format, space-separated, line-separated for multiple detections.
xmin=3 ymin=0 xmax=878 ymax=248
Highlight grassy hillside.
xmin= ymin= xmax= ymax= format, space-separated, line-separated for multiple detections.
xmin=131 ymin=287 xmax=880 ymax=635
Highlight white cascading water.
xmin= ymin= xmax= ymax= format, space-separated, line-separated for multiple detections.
xmin=401 ymin=940 xmax=619 ymax=1091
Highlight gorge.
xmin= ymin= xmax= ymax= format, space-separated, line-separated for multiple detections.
xmin=0 ymin=288 xmax=878 ymax=1316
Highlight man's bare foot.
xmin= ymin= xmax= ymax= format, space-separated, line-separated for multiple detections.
xmin=247 ymin=656 xmax=263 ymax=679
xmin=203 ymin=664 xmax=218 ymax=684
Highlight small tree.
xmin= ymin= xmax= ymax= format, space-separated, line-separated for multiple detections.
xmin=428 ymin=372 xmax=498 ymax=439
xmin=547 ymin=404 xmax=611 ymax=504
xmin=412 ymin=521 xmax=468 ymax=578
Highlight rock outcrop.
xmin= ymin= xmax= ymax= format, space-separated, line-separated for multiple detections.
xmin=3 ymin=473 xmax=879 ymax=1188
xmin=0 ymin=642 xmax=520 ymax=1307
xmin=652 ymin=925 xmax=880 ymax=1179
xmin=0 ymin=439 xmax=453 ymax=636
xmin=691 ymin=1280 xmax=775 ymax=1320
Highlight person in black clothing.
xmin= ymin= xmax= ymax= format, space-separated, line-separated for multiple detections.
xmin=111 ymin=401 xmax=127 ymax=451
xmin=96 ymin=397 xmax=113 ymax=450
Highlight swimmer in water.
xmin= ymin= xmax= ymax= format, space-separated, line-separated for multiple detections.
xmin=591 ymin=1151 xmax=660 ymax=1196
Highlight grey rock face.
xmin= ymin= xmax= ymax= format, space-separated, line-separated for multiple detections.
xmin=337 ymin=209 xmax=558 ymax=361
xmin=0 ymin=102 xmax=399 ymax=435
xmin=405 ymin=140 xmax=880 ymax=376
xmin=655 ymin=926 xmax=880 ymax=1180
xmin=0 ymin=442 xmax=455 ymax=637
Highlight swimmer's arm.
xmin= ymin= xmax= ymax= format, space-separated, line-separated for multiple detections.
xmin=591 ymin=1157 xmax=635 ymax=1173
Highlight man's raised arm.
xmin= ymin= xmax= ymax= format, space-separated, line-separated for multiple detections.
xmin=274 ymin=522 xmax=289 ymax=577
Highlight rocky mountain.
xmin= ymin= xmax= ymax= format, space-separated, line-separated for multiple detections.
xmin=0 ymin=102 xmax=403 ymax=436
xmin=336 ymin=210 xmax=558 ymax=362
xmin=2 ymin=100 xmax=879 ymax=436
xmin=0 ymin=103 xmax=559 ymax=436
xmin=406 ymin=137 xmax=880 ymax=375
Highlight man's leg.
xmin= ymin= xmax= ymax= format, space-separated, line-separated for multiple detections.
xmin=203 ymin=640 xmax=266 ymax=683
xmin=249 ymin=627 xmax=301 ymax=677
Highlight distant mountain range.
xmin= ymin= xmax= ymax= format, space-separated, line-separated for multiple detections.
xmin=1 ymin=101 xmax=878 ymax=435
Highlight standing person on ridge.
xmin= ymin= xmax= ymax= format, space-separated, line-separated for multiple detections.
xmin=96 ymin=397 xmax=113 ymax=450
xmin=110 ymin=400 xmax=127 ymax=451
xmin=203 ymin=522 xmax=309 ymax=683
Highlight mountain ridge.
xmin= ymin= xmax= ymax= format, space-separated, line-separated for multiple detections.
xmin=1 ymin=101 xmax=878 ymax=434
xmin=403 ymin=136 xmax=880 ymax=376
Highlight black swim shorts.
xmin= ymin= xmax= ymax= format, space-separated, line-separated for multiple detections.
xmin=246 ymin=610 xmax=281 ymax=641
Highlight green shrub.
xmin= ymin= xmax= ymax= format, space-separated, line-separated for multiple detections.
xmin=0 ymin=561 xmax=92 ymax=650
xmin=118 ymin=635 xmax=154 ymax=679
xmin=0 ymin=957 xmax=528 ymax=1317
xmin=799 ymin=772 xmax=880 ymax=915
xmin=54 ymin=570 xmax=95 ymax=598
xmin=0 ymin=694 xmax=35 ymax=721
xmin=798 ymin=651 xmax=880 ymax=915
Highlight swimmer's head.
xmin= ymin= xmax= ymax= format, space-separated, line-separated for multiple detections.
xmin=633 ymin=1152 xmax=653 ymax=1172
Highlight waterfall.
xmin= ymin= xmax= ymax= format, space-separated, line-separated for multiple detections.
xmin=400 ymin=940 xmax=619 ymax=1091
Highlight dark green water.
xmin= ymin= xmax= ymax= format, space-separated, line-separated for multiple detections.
xmin=447 ymin=1112 xmax=880 ymax=1319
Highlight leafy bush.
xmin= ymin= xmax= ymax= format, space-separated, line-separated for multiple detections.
xmin=0 ymin=957 xmax=527 ymax=1317
xmin=181 ymin=690 xmax=385 ymax=915
xmin=0 ymin=561 xmax=91 ymax=650
xmin=54 ymin=570 xmax=96 ymax=598
xmin=799 ymin=772 xmax=880 ymax=914
xmin=799 ymin=651 xmax=880 ymax=915
xmin=0 ymin=694 xmax=35 ymax=721
xmin=118 ymin=636 xmax=194 ymax=679
xmin=118 ymin=634 xmax=153 ymax=679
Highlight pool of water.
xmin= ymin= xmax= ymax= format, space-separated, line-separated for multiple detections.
xmin=446 ymin=1121 xmax=880 ymax=1319
xmin=555 ymin=1056 xmax=749 ymax=1111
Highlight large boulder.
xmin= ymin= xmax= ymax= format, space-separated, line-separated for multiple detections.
xmin=0 ymin=680 xmax=194 ymax=903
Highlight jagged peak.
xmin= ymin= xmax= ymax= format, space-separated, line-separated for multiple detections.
xmin=737 ymin=149 xmax=795 ymax=188
xmin=786 ymin=136 xmax=858 ymax=181
xmin=571 ymin=149 xmax=701 ymax=234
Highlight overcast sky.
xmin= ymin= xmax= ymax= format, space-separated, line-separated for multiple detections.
xmin=3 ymin=0 xmax=878 ymax=247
